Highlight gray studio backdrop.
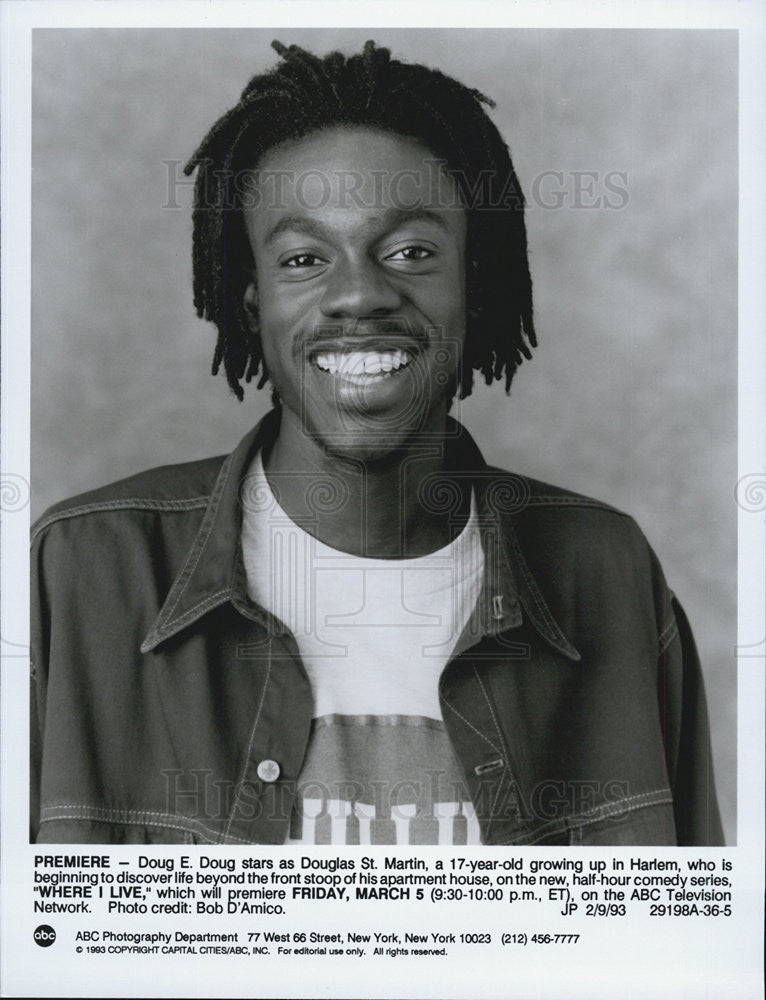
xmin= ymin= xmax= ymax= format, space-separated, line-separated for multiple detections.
xmin=32 ymin=28 xmax=737 ymax=842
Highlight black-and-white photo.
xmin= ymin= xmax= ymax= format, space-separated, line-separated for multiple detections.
xmin=30 ymin=29 xmax=735 ymax=847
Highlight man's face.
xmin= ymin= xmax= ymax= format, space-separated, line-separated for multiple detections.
xmin=243 ymin=126 xmax=467 ymax=464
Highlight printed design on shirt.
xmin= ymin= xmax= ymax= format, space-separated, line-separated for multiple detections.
xmin=285 ymin=715 xmax=481 ymax=846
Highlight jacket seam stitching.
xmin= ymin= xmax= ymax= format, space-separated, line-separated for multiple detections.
xmin=568 ymin=787 xmax=673 ymax=821
xmin=520 ymin=497 xmax=629 ymax=514
xmin=658 ymin=617 xmax=679 ymax=655
xmin=441 ymin=698 xmax=501 ymax=754
xmin=162 ymin=455 xmax=235 ymax=624
xmin=482 ymin=467 xmax=628 ymax=515
xmin=38 ymin=806 xmax=247 ymax=844
xmin=471 ymin=667 xmax=511 ymax=822
xmin=486 ymin=788 xmax=673 ymax=845
xmin=31 ymin=498 xmax=210 ymax=542
xmin=150 ymin=589 xmax=230 ymax=644
xmin=223 ymin=649 xmax=273 ymax=842
xmin=508 ymin=533 xmax=558 ymax=635
xmin=504 ymin=528 xmax=581 ymax=660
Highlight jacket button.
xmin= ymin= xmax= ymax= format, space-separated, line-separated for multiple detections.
xmin=256 ymin=759 xmax=280 ymax=783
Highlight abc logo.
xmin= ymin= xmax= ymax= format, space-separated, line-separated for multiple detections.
xmin=34 ymin=924 xmax=56 ymax=947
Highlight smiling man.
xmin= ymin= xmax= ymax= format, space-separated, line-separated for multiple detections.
xmin=242 ymin=125 xmax=469 ymax=552
xmin=30 ymin=40 xmax=723 ymax=846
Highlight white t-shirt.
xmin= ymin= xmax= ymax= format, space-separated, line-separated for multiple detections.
xmin=241 ymin=453 xmax=485 ymax=845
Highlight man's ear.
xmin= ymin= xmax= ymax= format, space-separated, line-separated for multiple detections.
xmin=243 ymin=280 xmax=259 ymax=332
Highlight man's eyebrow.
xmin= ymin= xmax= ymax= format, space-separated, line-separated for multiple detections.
xmin=263 ymin=209 xmax=456 ymax=247
xmin=384 ymin=208 xmax=453 ymax=235
xmin=263 ymin=216 xmax=332 ymax=247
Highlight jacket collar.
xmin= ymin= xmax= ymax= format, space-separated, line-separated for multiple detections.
xmin=141 ymin=409 xmax=580 ymax=662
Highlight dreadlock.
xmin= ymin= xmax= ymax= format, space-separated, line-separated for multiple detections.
xmin=184 ymin=39 xmax=536 ymax=401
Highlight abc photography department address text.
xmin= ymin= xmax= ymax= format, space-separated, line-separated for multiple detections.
xmin=30 ymin=851 xmax=734 ymax=961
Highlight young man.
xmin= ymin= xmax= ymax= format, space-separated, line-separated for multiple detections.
xmin=30 ymin=41 xmax=723 ymax=846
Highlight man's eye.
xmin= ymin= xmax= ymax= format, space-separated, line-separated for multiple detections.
xmin=385 ymin=245 xmax=433 ymax=262
xmin=282 ymin=253 xmax=325 ymax=267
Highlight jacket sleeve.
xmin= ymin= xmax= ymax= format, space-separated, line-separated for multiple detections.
xmin=660 ymin=594 xmax=724 ymax=846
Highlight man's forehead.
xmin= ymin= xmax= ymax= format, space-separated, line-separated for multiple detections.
xmin=244 ymin=125 xmax=465 ymax=216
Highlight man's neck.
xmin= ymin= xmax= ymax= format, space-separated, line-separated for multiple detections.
xmin=261 ymin=409 xmax=470 ymax=559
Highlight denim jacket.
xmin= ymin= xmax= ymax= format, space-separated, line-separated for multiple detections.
xmin=30 ymin=411 xmax=723 ymax=845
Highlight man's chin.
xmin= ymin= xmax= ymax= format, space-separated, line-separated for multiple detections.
xmin=282 ymin=397 xmax=454 ymax=468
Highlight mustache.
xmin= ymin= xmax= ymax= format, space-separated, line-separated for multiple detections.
xmin=292 ymin=316 xmax=429 ymax=361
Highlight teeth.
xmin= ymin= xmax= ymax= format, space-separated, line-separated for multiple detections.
xmin=314 ymin=350 xmax=412 ymax=375
xmin=392 ymin=350 xmax=407 ymax=370
xmin=315 ymin=353 xmax=338 ymax=373
xmin=339 ymin=353 xmax=364 ymax=375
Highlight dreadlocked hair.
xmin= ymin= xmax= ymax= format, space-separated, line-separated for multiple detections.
xmin=184 ymin=39 xmax=536 ymax=401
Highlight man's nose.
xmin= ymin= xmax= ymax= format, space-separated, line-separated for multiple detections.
xmin=318 ymin=255 xmax=402 ymax=317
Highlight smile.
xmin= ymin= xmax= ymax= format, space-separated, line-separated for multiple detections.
xmin=312 ymin=349 xmax=414 ymax=381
